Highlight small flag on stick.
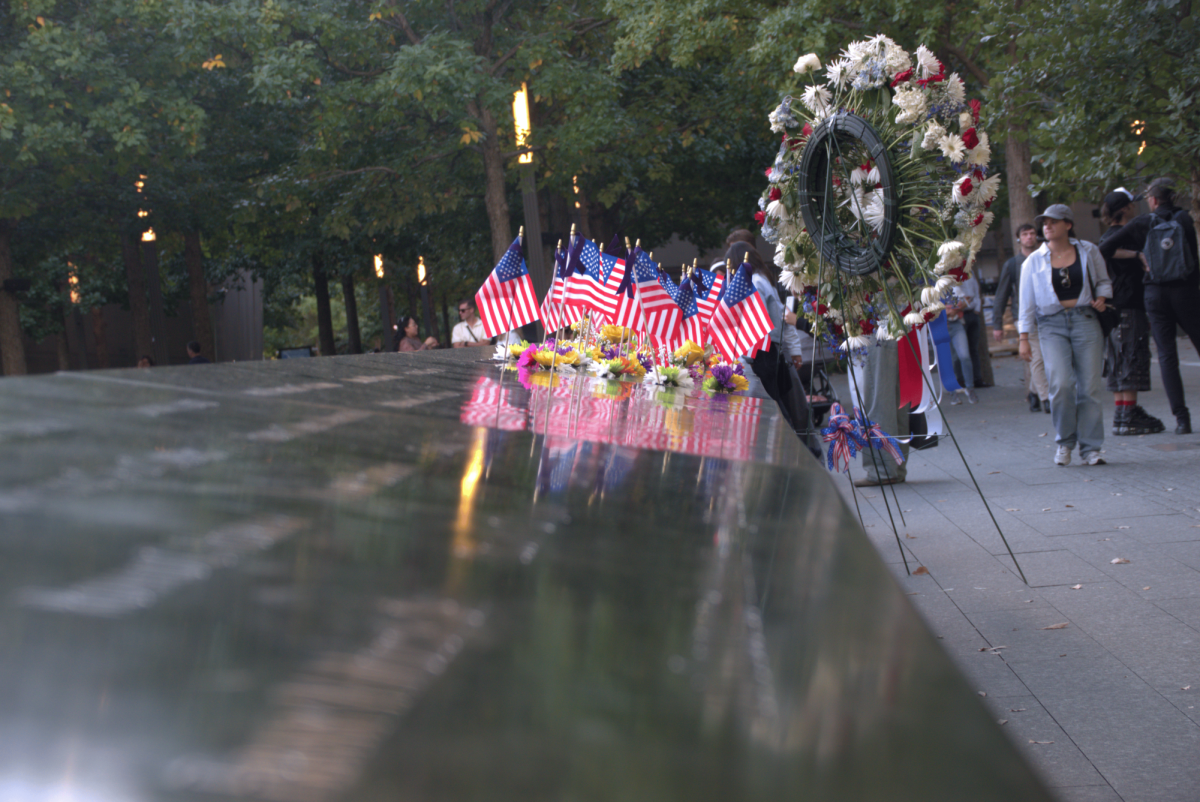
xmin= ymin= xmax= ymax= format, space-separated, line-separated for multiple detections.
xmin=476 ymin=236 xmax=540 ymax=338
xmin=708 ymin=263 xmax=772 ymax=362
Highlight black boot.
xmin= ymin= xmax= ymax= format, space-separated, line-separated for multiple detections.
xmin=1177 ymin=412 xmax=1192 ymax=435
xmin=1130 ymin=406 xmax=1166 ymax=434
xmin=1044 ymin=399 xmax=1051 ymax=414
xmin=1028 ymin=392 xmax=1041 ymax=413
xmin=1113 ymin=406 xmax=1131 ymax=436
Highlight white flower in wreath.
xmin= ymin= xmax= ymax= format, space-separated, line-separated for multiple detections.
xmin=825 ymin=58 xmax=851 ymax=89
xmin=778 ymin=268 xmax=800 ymax=294
xmin=972 ymin=210 xmax=995 ymax=232
xmin=944 ymin=73 xmax=966 ymax=105
xmin=801 ymin=84 xmax=833 ymax=118
xmin=939 ymin=133 xmax=966 ymax=163
xmin=922 ymin=121 xmax=946 ymax=150
xmin=893 ymin=85 xmax=927 ymax=125
xmin=766 ymin=198 xmax=787 ymax=220
xmin=967 ymin=131 xmax=991 ymax=166
xmin=850 ymin=164 xmax=880 ymax=186
xmin=935 ymin=276 xmax=957 ymax=294
xmin=863 ymin=189 xmax=888 ymax=234
xmin=903 ymin=309 xmax=927 ymax=327
xmin=937 ymin=241 xmax=967 ymax=268
xmin=840 ymin=333 xmax=873 ymax=352
xmin=959 ymin=111 xmax=974 ymax=130
xmin=915 ymin=45 xmax=940 ymax=79
xmin=793 ymin=53 xmax=822 ymax=74
xmin=884 ymin=43 xmax=912 ymax=75
xmin=952 ymin=174 xmax=976 ymax=205
xmin=978 ymin=174 xmax=1001 ymax=203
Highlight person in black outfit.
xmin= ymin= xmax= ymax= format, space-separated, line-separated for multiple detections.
xmin=1098 ymin=178 xmax=1200 ymax=434
xmin=1098 ymin=188 xmax=1165 ymax=436
xmin=186 ymin=341 xmax=211 ymax=364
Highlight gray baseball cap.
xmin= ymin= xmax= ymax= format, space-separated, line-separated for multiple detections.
xmin=1034 ymin=204 xmax=1074 ymax=229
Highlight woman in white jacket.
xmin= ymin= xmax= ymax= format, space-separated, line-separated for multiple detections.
xmin=1017 ymin=205 xmax=1113 ymax=466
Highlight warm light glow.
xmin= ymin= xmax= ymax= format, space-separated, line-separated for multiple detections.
xmin=1132 ymin=120 xmax=1147 ymax=155
xmin=374 ymin=254 xmax=385 ymax=279
xmin=142 ymin=228 xmax=156 ymax=242
xmin=512 ymin=83 xmax=532 ymax=165
xmin=417 ymin=255 xmax=427 ymax=285
xmin=572 ymin=175 xmax=580 ymax=209
xmin=68 ymin=267 xmax=80 ymax=305
xmin=137 ymin=210 xmax=149 ymax=218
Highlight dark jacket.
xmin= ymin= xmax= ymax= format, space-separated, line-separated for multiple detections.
xmin=992 ymin=254 xmax=1025 ymax=332
xmin=1098 ymin=225 xmax=1145 ymax=310
xmin=1098 ymin=204 xmax=1199 ymax=288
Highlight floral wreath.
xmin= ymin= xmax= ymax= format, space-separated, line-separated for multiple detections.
xmin=761 ymin=36 xmax=998 ymax=356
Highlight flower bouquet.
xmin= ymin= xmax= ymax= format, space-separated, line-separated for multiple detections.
xmin=495 ymin=340 xmax=531 ymax=362
xmin=703 ymin=363 xmax=750 ymax=396
xmin=642 ymin=365 xmax=695 ymax=390
xmin=590 ymin=354 xmax=648 ymax=382
xmin=515 ymin=340 xmax=582 ymax=373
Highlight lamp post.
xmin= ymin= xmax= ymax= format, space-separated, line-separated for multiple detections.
xmin=417 ymin=256 xmax=437 ymax=342
xmin=512 ymin=84 xmax=547 ymax=303
xmin=375 ymin=254 xmax=395 ymax=351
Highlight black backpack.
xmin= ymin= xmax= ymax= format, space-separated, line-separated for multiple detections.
xmin=1143 ymin=210 xmax=1197 ymax=283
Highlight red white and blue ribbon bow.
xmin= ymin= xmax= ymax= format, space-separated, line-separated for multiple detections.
xmin=821 ymin=403 xmax=867 ymax=473
xmin=856 ymin=411 xmax=905 ymax=466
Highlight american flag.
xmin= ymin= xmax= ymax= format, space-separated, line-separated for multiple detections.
xmin=677 ymin=278 xmax=705 ymax=345
xmin=707 ymin=264 xmax=772 ymax=362
xmin=563 ymin=237 xmax=618 ymax=320
xmin=540 ymin=246 xmax=579 ymax=334
xmin=475 ymin=237 xmax=541 ymax=339
xmin=691 ymin=268 xmax=723 ymax=327
xmin=598 ymin=251 xmax=627 ymax=323
xmin=459 ymin=376 xmax=528 ymax=431
xmin=615 ymin=248 xmax=678 ymax=345
xmin=645 ymin=269 xmax=683 ymax=350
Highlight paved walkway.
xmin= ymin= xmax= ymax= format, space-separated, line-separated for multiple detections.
xmin=835 ymin=351 xmax=1200 ymax=802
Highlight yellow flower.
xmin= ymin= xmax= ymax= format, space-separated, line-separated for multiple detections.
xmin=729 ymin=374 xmax=750 ymax=392
xmin=601 ymin=324 xmax=634 ymax=343
xmin=674 ymin=340 xmax=704 ymax=366
xmin=508 ymin=342 xmax=530 ymax=358
xmin=532 ymin=348 xmax=579 ymax=368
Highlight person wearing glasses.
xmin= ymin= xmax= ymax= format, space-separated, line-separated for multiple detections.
xmin=1017 ymin=204 xmax=1112 ymax=466
xmin=452 ymin=299 xmax=490 ymax=348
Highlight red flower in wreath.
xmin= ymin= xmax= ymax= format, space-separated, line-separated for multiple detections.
xmin=962 ymin=128 xmax=980 ymax=150
xmin=968 ymin=99 xmax=981 ymax=123
xmin=890 ymin=68 xmax=913 ymax=87
xmin=754 ymin=210 xmax=766 ymax=226
xmin=769 ymin=186 xmax=782 ymax=201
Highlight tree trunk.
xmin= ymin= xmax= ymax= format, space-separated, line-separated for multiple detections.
xmin=1191 ymin=167 xmax=1200 ymax=262
xmin=184 ymin=230 xmax=215 ymax=363
xmin=341 ymin=273 xmax=362 ymax=354
xmin=56 ymin=333 xmax=70 ymax=371
xmin=312 ymin=253 xmax=336 ymax=356
xmin=121 ymin=232 xmax=153 ymax=360
xmin=0 ymin=222 xmax=27 ymax=376
xmin=91 ymin=307 xmax=109 ymax=369
xmin=1004 ymin=128 xmax=1037 ymax=239
xmin=472 ymin=100 xmax=512 ymax=264
xmin=441 ymin=294 xmax=451 ymax=345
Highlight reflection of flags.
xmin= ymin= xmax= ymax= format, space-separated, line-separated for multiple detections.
xmin=476 ymin=237 xmax=540 ymax=338
xmin=708 ymin=264 xmax=772 ymax=362
xmin=460 ymin=376 xmax=528 ymax=431
xmin=563 ymin=238 xmax=618 ymax=320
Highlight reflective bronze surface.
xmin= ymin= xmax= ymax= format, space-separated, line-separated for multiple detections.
xmin=0 ymin=350 xmax=1053 ymax=801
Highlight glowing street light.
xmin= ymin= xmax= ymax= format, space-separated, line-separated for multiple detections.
xmin=512 ymin=83 xmax=547 ymax=304
xmin=374 ymin=254 xmax=385 ymax=279
xmin=512 ymin=83 xmax=532 ymax=165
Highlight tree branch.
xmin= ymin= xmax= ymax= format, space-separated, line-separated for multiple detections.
xmin=383 ymin=0 xmax=421 ymax=45
xmin=489 ymin=43 xmax=522 ymax=76
xmin=943 ymin=42 xmax=990 ymax=86
xmin=310 ymin=38 xmax=386 ymax=78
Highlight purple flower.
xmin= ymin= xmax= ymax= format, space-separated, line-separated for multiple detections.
xmin=710 ymin=364 xmax=736 ymax=388
xmin=637 ymin=352 xmax=653 ymax=371
xmin=600 ymin=344 xmax=620 ymax=360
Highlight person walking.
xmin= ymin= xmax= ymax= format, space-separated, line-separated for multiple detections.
xmin=994 ymin=224 xmax=1050 ymax=413
xmin=944 ymin=284 xmax=979 ymax=405
xmin=1018 ymin=205 xmax=1112 ymax=466
xmin=1098 ymin=188 xmax=1165 ymax=436
xmin=1098 ymin=178 xmax=1200 ymax=434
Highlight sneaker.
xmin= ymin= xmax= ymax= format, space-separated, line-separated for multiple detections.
xmin=965 ymin=388 xmax=979 ymax=404
xmin=1129 ymin=405 xmax=1165 ymax=435
xmin=949 ymin=391 xmax=963 ymax=406
xmin=1083 ymin=451 xmax=1106 ymax=466
xmin=1028 ymin=393 xmax=1041 ymax=413
xmin=1054 ymin=445 xmax=1071 ymax=466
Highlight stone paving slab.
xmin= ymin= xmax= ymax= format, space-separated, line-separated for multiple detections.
xmin=835 ymin=348 xmax=1200 ymax=802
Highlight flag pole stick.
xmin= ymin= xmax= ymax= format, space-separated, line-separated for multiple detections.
xmin=493 ymin=227 xmax=528 ymax=413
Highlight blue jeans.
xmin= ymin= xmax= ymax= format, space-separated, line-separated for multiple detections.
xmin=945 ymin=318 xmax=974 ymax=389
xmin=1037 ymin=306 xmax=1105 ymax=455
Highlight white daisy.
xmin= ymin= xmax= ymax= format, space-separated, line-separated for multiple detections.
xmin=793 ymin=53 xmax=822 ymax=74
xmin=978 ymin=173 xmax=1002 ymax=203
xmin=967 ymin=131 xmax=992 ymax=166
xmin=766 ymin=198 xmax=787 ymax=220
xmin=939 ymin=133 xmax=966 ymax=162
xmin=921 ymin=286 xmax=945 ymax=306
xmin=952 ymin=174 xmax=976 ymax=205
xmin=801 ymin=84 xmax=833 ymax=117
xmin=825 ymin=58 xmax=850 ymax=89
xmin=903 ymin=309 xmax=926 ymax=327
xmin=944 ymin=73 xmax=966 ymax=104
xmin=915 ymin=45 xmax=940 ymax=78
xmin=863 ymin=190 xmax=888 ymax=233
